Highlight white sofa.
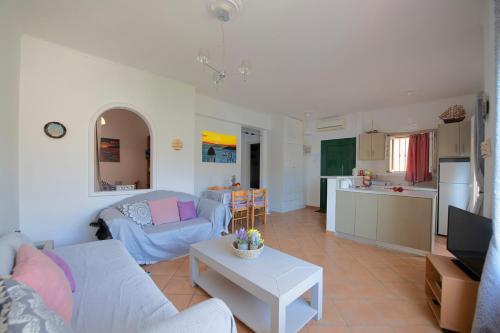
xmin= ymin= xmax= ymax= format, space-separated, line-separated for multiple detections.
xmin=1 ymin=233 xmax=236 ymax=333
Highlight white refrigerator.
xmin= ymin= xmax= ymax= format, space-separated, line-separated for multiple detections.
xmin=438 ymin=158 xmax=471 ymax=235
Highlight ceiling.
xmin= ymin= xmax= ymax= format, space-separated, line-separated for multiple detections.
xmin=15 ymin=0 xmax=485 ymax=119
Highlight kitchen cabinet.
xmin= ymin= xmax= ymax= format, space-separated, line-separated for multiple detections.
xmin=354 ymin=193 xmax=378 ymax=239
xmin=359 ymin=134 xmax=372 ymax=160
xmin=359 ymin=133 xmax=386 ymax=160
xmin=335 ymin=191 xmax=356 ymax=234
xmin=377 ymin=195 xmax=433 ymax=251
xmin=438 ymin=122 xmax=470 ymax=157
xmin=333 ymin=189 xmax=435 ymax=252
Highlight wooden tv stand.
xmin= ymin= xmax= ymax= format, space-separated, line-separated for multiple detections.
xmin=425 ymin=254 xmax=479 ymax=333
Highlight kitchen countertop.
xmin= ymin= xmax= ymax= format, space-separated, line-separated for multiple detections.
xmin=337 ymin=186 xmax=437 ymax=199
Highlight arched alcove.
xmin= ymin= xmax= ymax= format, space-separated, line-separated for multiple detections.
xmin=93 ymin=108 xmax=152 ymax=192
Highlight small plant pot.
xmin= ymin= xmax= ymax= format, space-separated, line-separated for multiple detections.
xmin=249 ymin=244 xmax=259 ymax=250
xmin=232 ymin=242 xmax=264 ymax=259
xmin=237 ymin=243 xmax=249 ymax=250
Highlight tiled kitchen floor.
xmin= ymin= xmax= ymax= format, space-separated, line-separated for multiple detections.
xmin=144 ymin=207 xmax=449 ymax=333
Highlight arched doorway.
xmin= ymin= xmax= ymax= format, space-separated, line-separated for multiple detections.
xmin=94 ymin=108 xmax=151 ymax=192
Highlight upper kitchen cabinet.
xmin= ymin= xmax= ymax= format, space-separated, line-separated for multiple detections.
xmin=438 ymin=122 xmax=470 ymax=157
xmin=371 ymin=133 xmax=386 ymax=160
xmin=359 ymin=133 xmax=386 ymax=160
xmin=359 ymin=134 xmax=372 ymax=160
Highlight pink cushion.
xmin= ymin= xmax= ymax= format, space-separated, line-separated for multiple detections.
xmin=148 ymin=197 xmax=180 ymax=225
xmin=12 ymin=245 xmax=73 ymax=324
xmin=178 ymin=200 xmax=197 ymax=221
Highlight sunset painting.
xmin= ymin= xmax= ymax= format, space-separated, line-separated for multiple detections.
xmin=202 ymin=131 xmax=237 ymax=163
xmin=100 ymin=138 xmax=120 ymax=162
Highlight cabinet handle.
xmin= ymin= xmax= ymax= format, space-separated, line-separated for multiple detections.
xmin=462 ymin=144 xmax=465 ymax=153
xmin=455 ymin=144 xmax=458 ymax=153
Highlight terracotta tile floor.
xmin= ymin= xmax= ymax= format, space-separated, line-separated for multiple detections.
xmin=145 ymin=207 xmax=449 ymax=333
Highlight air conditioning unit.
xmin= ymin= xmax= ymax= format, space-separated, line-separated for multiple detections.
xmin=316 ymin=117 xmax=345 ymax=131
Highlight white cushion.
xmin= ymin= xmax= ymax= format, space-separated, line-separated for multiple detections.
xmin=0 ymin=232 xmax=33 ymax=277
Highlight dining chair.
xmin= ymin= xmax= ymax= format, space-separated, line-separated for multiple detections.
xmin=231 ymin=190 xmax=249 ymax=232
xmin=250 ymin=188 xmax=267 ymax=228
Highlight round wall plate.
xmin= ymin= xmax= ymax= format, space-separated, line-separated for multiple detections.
xmin=44 ymin=122 xmax=67 ymax=139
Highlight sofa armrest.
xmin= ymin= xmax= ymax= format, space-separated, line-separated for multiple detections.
xmin=143 ymin=298 xmax=236 ymax=333
xmin=99 ymin=207 xmax=129 ymax=223
xmin=197 ymin=198 xmax=229 ymax=234
xmin=99 ymin=207 xmax=144 ymax=237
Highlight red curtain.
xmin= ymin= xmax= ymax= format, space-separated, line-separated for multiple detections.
xmin=405 ymin=133 xmax=432 ymax=183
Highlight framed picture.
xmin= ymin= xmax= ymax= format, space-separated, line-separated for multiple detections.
xmin=100 ymin=138 xmax=120 ymax=162
xmin=202 ymin=131 xmax=237 ymax=163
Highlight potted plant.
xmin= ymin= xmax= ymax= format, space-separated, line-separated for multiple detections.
xmin=247 ymin=229 xmax=263 ymax=250
xmin=230 ymin=175 xmax=241 ymax=188
xmin=232 ymin=228 xmax=265 ymax=259
xmin=234 ymin=228 xmax=249 ymax=250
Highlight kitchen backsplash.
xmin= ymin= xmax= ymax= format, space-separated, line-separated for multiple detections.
xmin=373 ymin=172 xmax=437 ymax=189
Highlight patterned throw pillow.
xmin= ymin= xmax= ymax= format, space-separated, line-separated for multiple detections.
xmin=0 ymin=279 xmax=73 ymax=333
xmin=118 ymin=201 xmax=153 ymax=227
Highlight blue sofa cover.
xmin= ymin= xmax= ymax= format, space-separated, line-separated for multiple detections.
xmin=99 ymin=190 xmax=228 ymax=264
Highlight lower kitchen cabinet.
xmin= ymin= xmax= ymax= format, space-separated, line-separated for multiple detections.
xmin=354 ymin=193 xmax=378 ymax=239
xmin=335 ymin=191 xmax=356 ymax=234
xmin=335 ymin=190 xmax=434 ymax=252
xmin=377 ymin=195 xmax=433 ymax=251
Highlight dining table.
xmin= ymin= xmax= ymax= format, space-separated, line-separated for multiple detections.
xmin=201 ymin=188 xmax=268 ymax=232
xmin=200 ymin=188 xmax=253 ymax=231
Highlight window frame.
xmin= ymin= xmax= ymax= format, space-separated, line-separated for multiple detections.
xmin=389 ymin=135 xmax=410 ymax=173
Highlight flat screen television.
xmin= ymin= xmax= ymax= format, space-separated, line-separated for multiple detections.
xmin=447 ymin=206 xmax=493 ymax=281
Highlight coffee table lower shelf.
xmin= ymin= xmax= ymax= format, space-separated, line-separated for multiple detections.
xmin=195 ymin=269 xmax=317 ymax=333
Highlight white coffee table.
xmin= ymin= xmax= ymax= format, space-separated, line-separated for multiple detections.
xmin=190 ymin=236 xmax=323 ymax=333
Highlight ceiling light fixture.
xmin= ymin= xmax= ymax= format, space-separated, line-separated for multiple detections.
xmin=197 ymin=0 xmax=251 ymax=85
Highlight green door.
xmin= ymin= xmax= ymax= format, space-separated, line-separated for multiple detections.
xmin=319 ymin=138 xmax=356 ymax=213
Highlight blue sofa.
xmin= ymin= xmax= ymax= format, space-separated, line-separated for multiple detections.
xmin=99 ymin=190 xmax=228 ymax=264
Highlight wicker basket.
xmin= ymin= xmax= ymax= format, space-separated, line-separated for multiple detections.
xmin=232 ymin=242 xmax=264 ymax=259
xmin=439 ymin=105 xmax=466 ymax=123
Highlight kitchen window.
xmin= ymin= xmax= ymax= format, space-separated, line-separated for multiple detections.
xmin=390 ymin=136 xmax=410 ymax=172
xmin=389 ymin=132 xmax=436 ymax=173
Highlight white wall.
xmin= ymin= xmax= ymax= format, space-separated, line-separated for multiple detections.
xmin=482 ymin=0 xmax=495 ymax=218
xmin=194 ymin=115 xmax=241 ymax=195
xmin=195 ymin=95 xmax=272 ymax=131
xmin=0 ymin=1 xmax=20 ymax=234
xmin=304 ymin=94 xmax=477 ymax=206
xmin=194 ymin=95 xmax=272 ymax=196
xmin=269 ymin=114 xmax=305 ymax=212
xmin=98 ymin=109 xmax=150 ymax=189
xmin=19 ymin=36 xmax=196 ymax=246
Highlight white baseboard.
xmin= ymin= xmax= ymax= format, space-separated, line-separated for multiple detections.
xmin=334 ymin=232 xmax=429 ymax=256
